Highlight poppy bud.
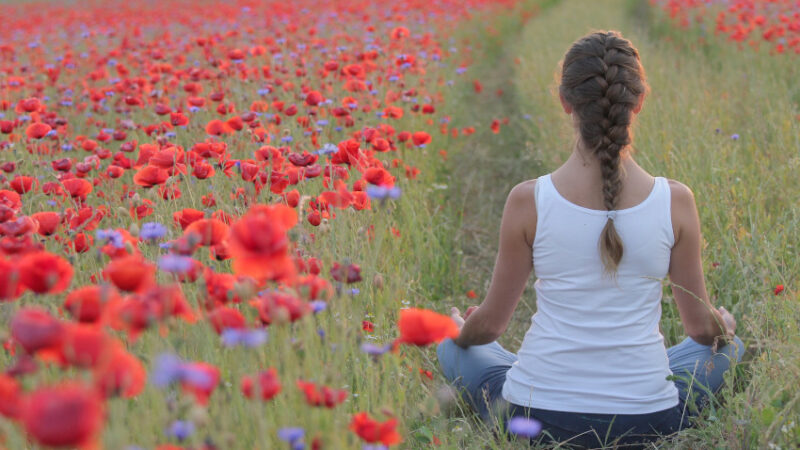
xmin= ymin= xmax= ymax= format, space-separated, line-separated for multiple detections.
xmin=372 ymin=273 xmax=384 ymax=290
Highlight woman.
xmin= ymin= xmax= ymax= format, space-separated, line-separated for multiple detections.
xmin=436 ymin=30 xmax=744 ymax=448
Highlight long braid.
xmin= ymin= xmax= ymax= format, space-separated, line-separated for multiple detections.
xmin=559 ymin=31 xmax=648 ymax=274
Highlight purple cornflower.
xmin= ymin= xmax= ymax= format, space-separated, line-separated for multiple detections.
xmin=507 ymin=416 xmax=542 ymax=438
xmin=314 ymin=143 xmax=337 ymax=155
xmin=360 ymin=342 xmax=392 ymax=356
xmin=158 ymin=254 xmax=193 ymax=274
xmin=152 ymin=353 xmax=213 ymax=389
xmin=166 ymin=420 xmax=195 ymax=441
xmin=278 ymin=427 xmax=305 ymax=444
xmin=731 ymin=133 xmax=740 ymax=140
xmin=221 ymin=328 xmax=268 ymax=348
xmin=310 ymin=300 xmax=327 ymax=314
xmin=96 ymin=228 xmax=124 ymax=248
xmin=140 ymin=222 xmax=167 ymax=240
xmin=366 ymin=185 xmax=401 ymax=200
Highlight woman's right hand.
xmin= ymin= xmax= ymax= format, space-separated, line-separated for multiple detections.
xmin=717 ymin=306 xmax=736 ymax=336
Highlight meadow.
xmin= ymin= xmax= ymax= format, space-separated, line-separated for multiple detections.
xmin=0 ymin=0 xmax=798 ymax=449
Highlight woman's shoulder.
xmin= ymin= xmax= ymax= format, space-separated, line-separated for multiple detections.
xmin=665 ymin=178 xmax=696 ymax=209
xmin=506 ymin=179 xmax=539 ymax=247
xmin=508 ymin=178 xmax=540 ymax=207
xmin=664 ymin=178 xmax=700 ymax=246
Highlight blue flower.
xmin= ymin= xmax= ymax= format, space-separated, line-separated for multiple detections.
xmin=278 ymin=427 xmax=305 ymax=444
xmin=152 ymin=353 xmax=212 ymax=389
xmin=360 ymin=342 xmax=392 ymax=356
xmin=314 ymin=143 xmax=338 ymax=155
xmin=158 ymin=254 xmax=193 ymax=274
xmin=96 ymin=228 xmax=124 ymax=248
xmin=166 ymin=420 xmax=195 ymax=441
xmin=731 ymin=134 xmax=740 ymax=141
xmin=151 ymin=353 xmax=185 ymax=388
xmin=221 ymin=328 xmax=268 ymax=348
xmin=140 ymin=222 xmax=167 ymax=240
xmin=366 ymin=185 xmax=402 ymax=200
xmin=310 ymin=300 xmax=327 ymax=314
xmin=507 ymin=417 xmax=542 ymax=438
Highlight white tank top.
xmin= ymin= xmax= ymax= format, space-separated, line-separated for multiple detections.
xmin=501 ymin=173 xmax=679 ymax=414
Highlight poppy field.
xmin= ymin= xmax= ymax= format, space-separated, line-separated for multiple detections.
xmin=0 ymin=0 xmax=798 ymax=448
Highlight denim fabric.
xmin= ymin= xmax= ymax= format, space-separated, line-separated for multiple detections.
xmin=436 ymin=336 xmax=745 ymax=448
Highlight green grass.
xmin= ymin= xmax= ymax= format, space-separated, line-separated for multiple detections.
xmin=1 ymin=0 xmax=798 ymax=448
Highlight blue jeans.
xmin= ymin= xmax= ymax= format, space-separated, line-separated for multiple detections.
xmin=437 ymin=336 xmax=745 ymax=447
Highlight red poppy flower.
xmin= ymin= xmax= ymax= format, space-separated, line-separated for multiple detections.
xmin=241 ymin=368 xmax=282 ymax=401
xmin=93 ymin=344 xmax=146 ymax=398
xmin=0 ymin=215 xmax=38 ymax=237
xmin=207 ymin=306 xmax=246 ymax=334
xmin=0 ymin=257 xmax=25 ymax=301
xmin=64 ymin=285 xmax=120 ymax=323
xmin=482 ymin=116 xmax=498 ymax=134
xmin=62 ymin=178 xmax=93 ymax=201
xmin=184 ymin=218 xmax=229 ymax=246
xmin=318 ymin=189 xmax=352 ymax=209
xmin=69 ymin=232 xmax=93 ymax=253
xmin=228 ymin=204 xmax=297 ymax=282
xmin=57 ymin=323 xmax=115 ymax=368
xmin=0 ymin=189 xmax=22 ymax=213
xmin=10 ymin=307 xmax=65 ymax=354
xmin=305 ymin=91 xmax=324 ymax=106
xmin=351 ymin=191 xmax=370 ymax=210
xmin=411 ymin=131 xmax=431 ymax=146
xmin=0 ymin=374 xmax=21 ymax=419
xmin=133 ymin=166 xmax=170 ymax=187
xmin=396 ymin=308 xmax=459 ymax=346
xmin=138 ymin=283 xmax=196 ymax=323
xmin=181 ymin=362 xmax=219 ymax=405
xmin=330 ymin=262 xmax=362 ymax=283
xmin=203 ymin=270 xmax=239 ymax=308
xmin=10 ymin=176 xmax=37 ymax=194
xmin=288 ymin=151 xmax=318 ymax=167
xmin=296 ymin=380 xmax=348 ymax=408
xmin=173 ymin=208 xmax=205 ymax=230
xmin=103 ymin=255 xmax=156 ymax=292
xmin=192 ymin=160 xmax=216 ymax=179
xmin=18 ymin=251 xmax=73 ymax=294
xmin=295 ymin=274 xmax=334 ymax=300
xmin=205 ymin=119 xmax=230 ymax=136
xmin=25 ymin=122 xmax=52 ymax=139
xmin=349 ymin=412 xmax=402 ymax=446
xmin=774 ymin=285 xmax=784 ymax=295
xmin=252 ymin=290 xmax=311 ymax=325
xmin=31 ymin=211 xmax=61 ymax=236
xmin=20 ymin=382 xmax=104 ymax=448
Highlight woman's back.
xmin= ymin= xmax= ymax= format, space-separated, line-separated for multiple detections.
xmin=502 ymin=173 xmax=680 ymax=414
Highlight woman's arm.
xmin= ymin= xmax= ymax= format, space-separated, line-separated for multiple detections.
xmin=453 ymin=180 xmax=537 ymax=348
xmin=667 ymin=180 xmax=734 ymax=346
